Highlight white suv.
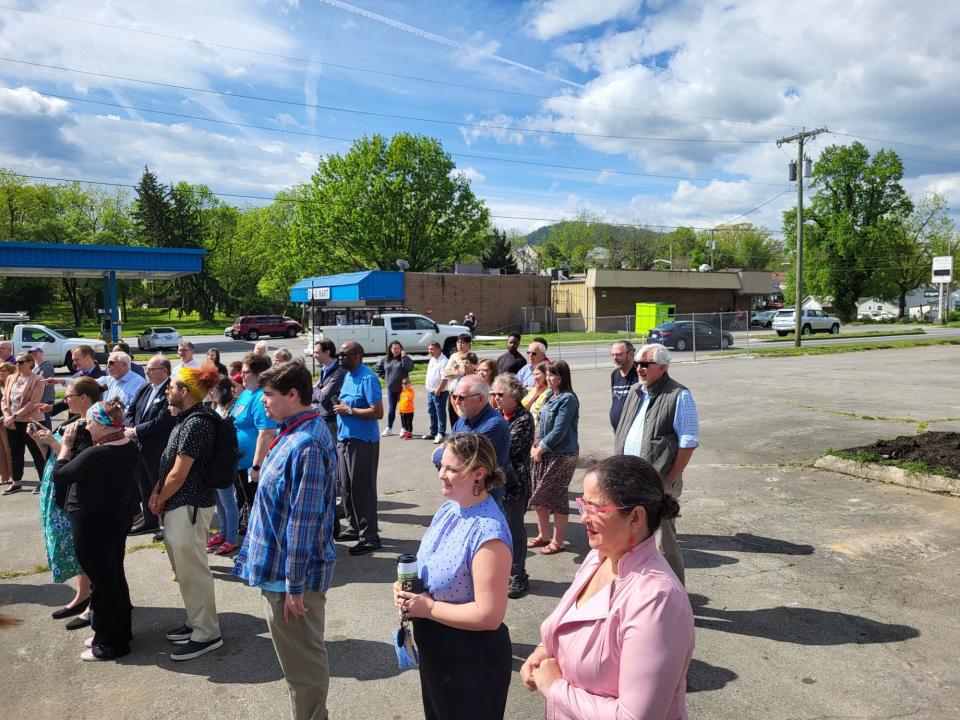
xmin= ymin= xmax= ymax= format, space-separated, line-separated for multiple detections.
xmin=772 ymin=309 xmax=841 ymax=337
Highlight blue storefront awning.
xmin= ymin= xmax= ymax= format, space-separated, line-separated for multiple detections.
xmin=289 ymin=271 xmax=405 ymax=304
xmin=0 ymin=241 xmax=206 ymax=279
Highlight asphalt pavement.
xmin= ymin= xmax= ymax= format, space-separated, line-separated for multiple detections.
xmin=2 ymin=343 xmax=960 ymax=719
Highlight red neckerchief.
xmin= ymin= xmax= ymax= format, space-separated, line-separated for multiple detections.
xmin=269 ymin=410 xmax=322 ymax=451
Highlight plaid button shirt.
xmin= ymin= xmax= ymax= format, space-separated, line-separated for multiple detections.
xmin=233 ymin=409 xmax=337 ymax=595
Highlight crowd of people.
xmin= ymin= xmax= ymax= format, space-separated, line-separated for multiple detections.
xmin=4 ymin=328 xmax=701 ymax=720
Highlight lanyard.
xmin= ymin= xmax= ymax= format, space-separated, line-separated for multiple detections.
xmin=268 ymin=411 xmax=321 ymax=452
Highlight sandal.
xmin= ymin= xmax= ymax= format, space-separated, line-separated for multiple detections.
xmin=527 ymin=537 xmax=550 ymax=548
xmin=540 ymin=542 xmax=565 ymax=556
xmin=2 ymin=484 xmax=22 ymax=495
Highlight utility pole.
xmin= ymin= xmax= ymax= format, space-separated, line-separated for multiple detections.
xmin=777 ymin=127 xmax=828 ymax=347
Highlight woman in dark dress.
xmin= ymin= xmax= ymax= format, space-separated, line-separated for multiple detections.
xmin=376 ymin=340 xmax=413 ymax=437
xmin=53 ymin=398 xmax=141 ymax=661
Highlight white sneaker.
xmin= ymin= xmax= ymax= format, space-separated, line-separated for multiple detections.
xmin=433 ymin=433 xmax=444 ymax=444
xmin=381 ymin=427 xmax=396 ymax=437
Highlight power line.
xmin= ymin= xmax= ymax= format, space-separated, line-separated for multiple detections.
xmin=0 ymin=3 xmax=802 ymax=131
xmin=18 ymin=87 xmax=788 ymax=188
xmin=0 ymin=169 xmax=789 ymax=234
xmin=829 ymin=132 xmax=960 ymax=158
xmin=0 ymin=57 xmax=770 ymax=145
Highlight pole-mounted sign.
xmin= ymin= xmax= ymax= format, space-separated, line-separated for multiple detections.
xmin=931 ymin=256 xmax=953 ymax=284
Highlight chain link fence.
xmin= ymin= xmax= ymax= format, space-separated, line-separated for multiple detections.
xmin=544 ymin=311 xmax=772 ymax=370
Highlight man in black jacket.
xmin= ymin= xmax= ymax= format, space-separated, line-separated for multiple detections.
xmin=124 ymin=356 xmax=175 ymax=537
xmin=311 ymin=339 xmax=346 ymax=440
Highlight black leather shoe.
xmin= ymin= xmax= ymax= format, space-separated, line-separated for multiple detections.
xmin=152 ymin=530 xmax=165 ymax=542
xmin=128 ymin=522 xmax=159 ymax=536
xmin=52 ymin=597 xmax=90 ymax=619
xmin=65 ymin=614 xmax=91 ymax=631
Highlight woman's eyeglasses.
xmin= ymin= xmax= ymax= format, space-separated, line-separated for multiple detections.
xmin=575 ymin=497 xmax=630 ymax=517
xmin=490 ymin=392 xmax=504 ymax=397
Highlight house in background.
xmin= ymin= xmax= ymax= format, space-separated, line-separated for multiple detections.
xmin=856 ymin=297 xmax=899 ymax=318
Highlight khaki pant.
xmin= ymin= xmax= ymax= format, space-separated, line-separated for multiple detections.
xmin=657 ymin=475 xmax=684 ymax=585
xmin=164 ymin=505 xmax=220 ymax=642
xmin=262 ymin=590 xmax=330 ymax=720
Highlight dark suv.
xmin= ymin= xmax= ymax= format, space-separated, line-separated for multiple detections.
xmin=231 ymin=315 xmax=302 ymax=341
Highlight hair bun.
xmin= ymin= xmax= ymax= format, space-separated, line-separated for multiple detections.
xmin=661 ymin=493 xmax=680 ymax=520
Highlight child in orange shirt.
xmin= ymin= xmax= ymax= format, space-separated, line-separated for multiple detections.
xmin=398 ymin=377 xmax=415 ymax=439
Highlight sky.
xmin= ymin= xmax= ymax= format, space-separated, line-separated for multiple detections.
xmin=1 ymin=0 xmax=959 ymax=237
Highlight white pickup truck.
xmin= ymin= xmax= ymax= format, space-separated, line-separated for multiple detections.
xmin=772 ymin=309 xmax=841 ymax=336
xmin=10 ymin=324 xmax=109 ymax=372
xmin=312 ymin=314 xmax=471 ymax=356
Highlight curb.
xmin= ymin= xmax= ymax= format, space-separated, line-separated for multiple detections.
xmin=815 ymin=455 xmax=960 ymax=496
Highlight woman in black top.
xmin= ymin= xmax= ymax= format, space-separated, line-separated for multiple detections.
xmin=375 ymin=340 xmax=413 ymax=437
xmin=53 ymin=398 xmax=140 ymax=661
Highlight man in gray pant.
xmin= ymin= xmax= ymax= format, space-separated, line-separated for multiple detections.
xmin=613 ymin=343 xmax=699 ymax=585
xmin=331 ymin=341 xmax=384 ymax=557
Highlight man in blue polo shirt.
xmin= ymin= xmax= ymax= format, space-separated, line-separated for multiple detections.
xmin=332 ymin=341 xmax=384 ymax=556
xmin=432 ymin=375 xmax=510 ymax=505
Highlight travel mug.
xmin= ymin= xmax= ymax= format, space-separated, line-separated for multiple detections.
xmin=396 ymin=554 xmax=423 ymax=594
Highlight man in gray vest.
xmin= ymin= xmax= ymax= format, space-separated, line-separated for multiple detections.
xmin=613 ymin=343 xmax=699 ymax=584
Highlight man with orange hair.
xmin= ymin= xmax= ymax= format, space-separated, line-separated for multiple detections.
xmin=149 ymin=363 xmax=224 ymax=662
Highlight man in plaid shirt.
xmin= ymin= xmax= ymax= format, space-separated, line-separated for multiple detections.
xmin=233 ymin=362 xmax=337 ymax=720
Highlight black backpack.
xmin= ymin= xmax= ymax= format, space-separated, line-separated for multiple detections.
xmin=194 ymin=408 xmax=241 ymax=490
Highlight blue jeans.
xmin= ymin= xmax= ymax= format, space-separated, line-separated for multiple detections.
xmin=215 ymin=486 xmax=239 ymax=544
xmin=427 ymin=391 xmax=448 ymax=436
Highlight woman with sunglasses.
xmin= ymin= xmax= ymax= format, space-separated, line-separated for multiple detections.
xmin=27 ymin=377 xmax=104 ymax=626
xmin=1 ymin=353 xmax=47 ymax=495
xmin=521 ymin=455 xmax=693 ymax=719
xmin=53 ymin=398 xmax=141 ymax=661
xmin=394 ymin=433 xmax=513 ymax=720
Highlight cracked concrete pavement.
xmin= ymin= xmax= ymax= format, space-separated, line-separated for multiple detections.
xmin=1 ymin=344 xmax=959 ymax=719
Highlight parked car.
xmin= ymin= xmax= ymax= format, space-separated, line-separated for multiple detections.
xmin=137 ymin=326 xmax=183 ymax=351
xmin=223 ymin=326 xmax=233 ymax=337
xmin=772 ymin=308 xmax=841 ymax=336
xmin=230 ymin=315 xmax=303 ymax=341
xmin=10 ymin=324 xmax=108 ymax=371
xmin=750 ymin=310 xmax=776 ymax=328
xmin=313 ymin=313 xmax=470 ymax=356
xmin=857 ymin=310 xmax=895 ymax=321
xmin=647 ymin=320 xmax=733 ymax=351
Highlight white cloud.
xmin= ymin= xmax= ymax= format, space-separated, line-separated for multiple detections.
xmin=453 ymin=166 xmax=486 ymax=184
xmin=527 ymin=0 xmax=642 ymax=40
xmin=596 ymin=169 xmax=616 ymax=184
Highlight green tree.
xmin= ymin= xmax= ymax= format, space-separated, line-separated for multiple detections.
xmin=541 ymin=211 xmax=612 ymax=272
xmin=783 ymin=142 xmax=912 ymax=319
xmin=872 ymin=193 xmax=957 ymax=317
xmin=480 ymin=228 xmax=518 ymax=272
xmin=293 ymin=133 xmax=489 ymax=274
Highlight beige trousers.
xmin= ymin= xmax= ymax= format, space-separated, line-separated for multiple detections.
xmin=164 ymin=504 xmax=220 ymax=642
xmin=262 ymin=590 xmax=330 ymax=720
xmin=657 ymin=475 xmax=685 ymax=585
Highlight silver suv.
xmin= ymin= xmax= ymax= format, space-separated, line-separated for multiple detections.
xmin=772 ymin=309 xmax=841 ymax=337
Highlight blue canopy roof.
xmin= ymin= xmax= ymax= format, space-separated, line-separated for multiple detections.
xmin=0 ymin=241 xmax=205 ymax=279
xmin=289 ymin=271 xmax=404 ymax=304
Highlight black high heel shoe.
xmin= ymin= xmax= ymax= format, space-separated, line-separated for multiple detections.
xmin=52 ymin=596 xmax=90 ymax=620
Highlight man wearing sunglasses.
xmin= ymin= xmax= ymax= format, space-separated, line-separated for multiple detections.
xmin=613 ymin=343 xmax=699 ymax=585
xmin=332 ymin=341 xmax=384 ymax=556
xmin=431 ymin=375 xmax=510 ymax=506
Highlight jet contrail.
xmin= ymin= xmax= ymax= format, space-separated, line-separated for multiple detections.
xmin=319 ymin=0 xmax=583 ymax=89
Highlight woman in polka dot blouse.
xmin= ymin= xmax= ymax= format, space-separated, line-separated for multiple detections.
xmin=394 ymin=433 xmax=513 ymax=719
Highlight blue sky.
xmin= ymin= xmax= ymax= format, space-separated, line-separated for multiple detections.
xmin=1 ymin=0 xmax=959 ymax=236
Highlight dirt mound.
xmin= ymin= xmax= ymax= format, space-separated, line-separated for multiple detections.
xmin=845 ymin=431 xmax=960 ymax=477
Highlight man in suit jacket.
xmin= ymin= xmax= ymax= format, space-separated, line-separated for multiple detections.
xmin=124 ymin=355 xmax=175 ymax=535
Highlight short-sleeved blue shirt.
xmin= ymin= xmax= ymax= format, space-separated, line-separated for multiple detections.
xmin=336 ymin=364 xmax=383 ymax=443
xmin=231 ymin=387 xmax=278 ymax=470
xmin=417 ymin=496 xmax=512 ymax=604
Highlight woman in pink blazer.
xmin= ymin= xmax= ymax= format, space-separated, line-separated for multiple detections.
xmin=2 ymin=353 xmax=47 ymax=494
xmin=521 ymin=455 xmax=695 ymax=720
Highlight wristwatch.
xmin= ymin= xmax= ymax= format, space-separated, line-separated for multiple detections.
xmin=251 ymin=465 xmax=261 ymax=472
xmin=347 ymin=406 xmax=354 ymax=415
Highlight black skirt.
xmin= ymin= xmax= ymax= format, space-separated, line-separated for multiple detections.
xmin=412 ymin=618 xmax=512 ymax=720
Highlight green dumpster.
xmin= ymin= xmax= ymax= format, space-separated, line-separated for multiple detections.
xmin=635 ymin=302 xmax=676 ymax=335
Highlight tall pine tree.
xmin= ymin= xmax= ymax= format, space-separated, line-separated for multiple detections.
xmin=480 ymin=228 xmax=518 ymax=273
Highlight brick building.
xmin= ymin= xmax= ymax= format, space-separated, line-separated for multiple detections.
xmin=551 ymin=268 xmax=776 ymax=331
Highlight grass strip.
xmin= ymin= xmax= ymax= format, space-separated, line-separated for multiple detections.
xmin=823 ymin=448 xmax=958 ymax=479
xmin=0 ymin=540 xmax=166 ymax=579
xmin=749 ymin=337 xmax=960 ymax=358
xmin=756 ymin=328 xmax=925 ymax=343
